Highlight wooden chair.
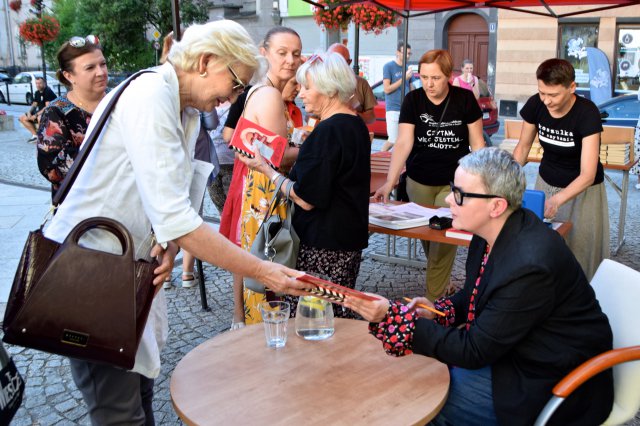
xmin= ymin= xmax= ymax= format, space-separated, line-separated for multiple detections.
xmin=534 ymin=260 xmax=640 ymax=425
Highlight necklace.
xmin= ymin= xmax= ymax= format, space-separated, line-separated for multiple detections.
xmin=265 ymin=76 xmax=275 ymax=88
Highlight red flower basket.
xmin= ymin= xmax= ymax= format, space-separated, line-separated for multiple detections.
xmin=19 ymin=15 xmax=60 ymax=45
xmin=350 ymin=3 xmax=401 ymax=35
xmin=312 ymin=0 xmax=352 ymax=31
xmin=8 ymin=0 xmax=22 ymax=12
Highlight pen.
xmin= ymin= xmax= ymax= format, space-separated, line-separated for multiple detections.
xmin=402 ymin=297 xmax=446 ymax=317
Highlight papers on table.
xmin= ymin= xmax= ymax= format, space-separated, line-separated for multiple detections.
xmin=369 ymin=202 xmax=442 ymax=230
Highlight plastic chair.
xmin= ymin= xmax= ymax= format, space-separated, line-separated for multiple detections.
xmin=534 ymin=259 xmax=640 ymax=426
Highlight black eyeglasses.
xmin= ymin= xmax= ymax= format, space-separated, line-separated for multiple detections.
xmin=227 ymin=65 xmax=247 ymax=94
xmin=69 ymin=35 xmax=100 ymax=48
xmin=449 ymin=182 xmax=506 ymax=206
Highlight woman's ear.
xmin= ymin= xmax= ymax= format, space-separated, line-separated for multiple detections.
xmin=62 ymin=70 xmax=73 ymax=85
xmin=198 ymin=53 xmax=217 ymax=74
xmin=489 ymin=198 xmax=509 ymax=218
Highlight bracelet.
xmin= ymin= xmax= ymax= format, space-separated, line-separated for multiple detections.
xmin=270 ymin=170 xmax=281 ymax=182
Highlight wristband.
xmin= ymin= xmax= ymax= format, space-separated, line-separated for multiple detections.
xmin=270 ymin=171 xmax=281 ymax=182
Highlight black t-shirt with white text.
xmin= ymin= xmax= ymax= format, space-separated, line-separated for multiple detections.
xmin=399 ymin=85 xmax=482 ymax=186
xmin=289 ymin=114 xmax=370 ymax=251
xmin=520 ymin=94 xmax=603 ymax=188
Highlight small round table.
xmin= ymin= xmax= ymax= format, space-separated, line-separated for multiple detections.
xmin=171 ymin=318 xmax=449 ymax=425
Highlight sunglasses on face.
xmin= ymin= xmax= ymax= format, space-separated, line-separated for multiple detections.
xmin=449 ymin=182 xmax=507 ymax=206
xmin=227 ymin=65 xmax=247 ymax=94
xmin=69 ymin=35 xmax=100 ymax=48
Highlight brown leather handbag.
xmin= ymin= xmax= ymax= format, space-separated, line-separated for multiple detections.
xmin=2 ymin=71 xmax=159 ymax=370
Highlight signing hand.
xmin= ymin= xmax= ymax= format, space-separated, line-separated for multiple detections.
xmin=405 ymin=297 xmax=437 ymax=320
xmin=373 ymin=182 xmax=393 ymax=204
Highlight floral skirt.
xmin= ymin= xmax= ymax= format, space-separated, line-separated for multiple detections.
xmin=243 ymin=243 xmax=363 ymax=323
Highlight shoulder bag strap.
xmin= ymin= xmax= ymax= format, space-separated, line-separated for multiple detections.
xmin=435 ymin=94 xmax=451 ymax=135
xmin=53 ymin=70 xmax=155 ymax=207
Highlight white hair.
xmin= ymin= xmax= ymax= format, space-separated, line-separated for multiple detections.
xmin=167 ymin=20 xmax=261 ymax=76
xmin=296 ymin=52 xmax=356 ymax=104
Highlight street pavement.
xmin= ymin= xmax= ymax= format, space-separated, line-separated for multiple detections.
xmin=1 ymin=108 xmax=639 ymax=425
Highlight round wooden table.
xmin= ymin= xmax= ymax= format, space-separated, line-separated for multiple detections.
xmin=170 ymin=318 xmax=449 ymax=425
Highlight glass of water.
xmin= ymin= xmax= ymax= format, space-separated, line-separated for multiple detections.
xmin=295 ymin=295 xmax=335 ymax=341
xmin=259 ymin=301 xmax=290 ymax=348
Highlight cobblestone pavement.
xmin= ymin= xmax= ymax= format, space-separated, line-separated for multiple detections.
xmin=1 ymin=110 xmax=639 ymax=425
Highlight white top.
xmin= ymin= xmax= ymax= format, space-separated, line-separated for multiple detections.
xmin=45 ymin=62 xmax=204 ymax=378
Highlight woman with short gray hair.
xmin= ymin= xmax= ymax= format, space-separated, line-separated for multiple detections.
xmin=240 ymin=51 xmax=370 ymax=318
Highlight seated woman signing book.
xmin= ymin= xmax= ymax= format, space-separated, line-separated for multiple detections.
xmin=240 ymin=52 xmax=371 ymax=319
xmin=345 ymin=148 xmax=613 ymax=426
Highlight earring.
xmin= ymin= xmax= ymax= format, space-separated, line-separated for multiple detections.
xmin=200 ymin=71 xmax=208 ymax=78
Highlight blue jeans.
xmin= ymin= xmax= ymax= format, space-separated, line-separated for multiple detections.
xmin=429 ymin=365 xmax=498 ymax=426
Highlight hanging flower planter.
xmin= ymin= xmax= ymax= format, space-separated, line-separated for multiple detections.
xmin=8 ymin=0 xmax=22 ymax=12
xmin=312 ymin=0 xmax=352 ymax=32
xmin=350 ymin=4 xmax=401 ymax=35
xmin=19 ymin=15 xmax=60 ymax=46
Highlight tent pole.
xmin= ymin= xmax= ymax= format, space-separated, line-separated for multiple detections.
xmin=171 ymin=0 xmax=182 ymax=41
xmin=354 ymin=23 xmax=360 ymax=75
xmin=400 ymin=15 xmax=409 ymax=100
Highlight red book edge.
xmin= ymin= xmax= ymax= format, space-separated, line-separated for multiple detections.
xmin=228 ymin=117 xmax=287 ymax=168
xmin=296 ymin=274 xmax=379 ymax=302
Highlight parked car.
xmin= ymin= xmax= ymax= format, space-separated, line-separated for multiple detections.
xmin=0 ymin=71 xmax=67 ymax=105
xmin=0 ymin=72 xmax=11 ymax=83
xmin=598 ymin=93 xmax=640 ymax=127
xmin=366 ymin=74 xmax=500 ymax=139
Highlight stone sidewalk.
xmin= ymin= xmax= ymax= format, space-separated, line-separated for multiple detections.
xmin=1 ymin=111 xmax=639 ymax=425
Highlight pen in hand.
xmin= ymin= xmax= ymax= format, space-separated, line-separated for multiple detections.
xmin=403 ymin=297 xmax=446 ymax=317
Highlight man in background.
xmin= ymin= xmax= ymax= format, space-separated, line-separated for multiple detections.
xmin=381 ymin=42 xmax=417 ymax=151
xmin=19 ymin=77 xmax=56 ymax=143
xmin=327 ymin=43 xmax=376 ymax=125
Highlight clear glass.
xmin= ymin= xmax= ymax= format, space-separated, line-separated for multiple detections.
xmin=259 ymin=301 xmax=290 ymax=349
xmin=295 ymin=295 xmax=335 ymax=341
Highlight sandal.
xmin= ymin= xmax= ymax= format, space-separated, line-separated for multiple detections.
xmin=163 ymin=276 xmax=173 ymax=289
xmin=182 ymin=271 xmax=197 ymax=288
xmin=230 ymin=321 xmax=246 ymax=330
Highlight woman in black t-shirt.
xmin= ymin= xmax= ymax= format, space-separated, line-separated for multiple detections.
xmin=514 ymin=59 xmax=608 ymax=280
xmin=240 ymin=52 xmax=371 ymax=318
xmin=373 ymin=49 xmax=485 ymax=300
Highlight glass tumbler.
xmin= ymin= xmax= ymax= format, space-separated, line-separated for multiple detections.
xmin=295 ymin=295 xmax=334 ymax=341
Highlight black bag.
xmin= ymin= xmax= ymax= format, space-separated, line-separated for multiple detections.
xmin=0 ymin=341 xmax=25 ymax=424
xmin=2 ymin=71 xmax=159 ymax=370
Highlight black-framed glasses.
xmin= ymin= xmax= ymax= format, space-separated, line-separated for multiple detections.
xmin=69 ymin=35 xmax=100 ymax=48
xmin=449 ymin=182 xmax=506 ymax=206
xmin=227 ymin=65 xmax=247 ymax=94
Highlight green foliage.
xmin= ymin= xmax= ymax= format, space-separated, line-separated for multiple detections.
xmin=46 ymin=0 xmax=209 ymax=72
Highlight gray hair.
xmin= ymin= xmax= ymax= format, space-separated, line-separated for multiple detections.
xmin=458 ymin=148 xmax=526 ymax=209
xmin=296 ymin=52 xmax=356 ymax=104
xmin=167 ymin=20 xmax=261 ymax=76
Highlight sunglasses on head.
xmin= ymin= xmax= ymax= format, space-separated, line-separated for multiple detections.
xmin=449 ymin=182 xmax=508 ymax=206
xmin=307 ymin=54 xmax=324 ymax=65
xmin=227 ymin=65 xmax=247 ymax=94
xmin=69 ymin=35 xmax=100 ymax=48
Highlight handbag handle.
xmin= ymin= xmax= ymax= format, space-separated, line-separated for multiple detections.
xmin=53 ymin=70 xmax=155 ymax=207
xmin=65 ymin=217 xmax=134 ymax=259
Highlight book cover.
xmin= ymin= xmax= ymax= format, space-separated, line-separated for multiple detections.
xmin=368 ymin=202 xmax=437 ymax=230
xmin=296 ymin=274 xmax=379 ymax=303
xmin=228 ymin=117 xmax=287 ymax=168
xmin=445 ymin=228 xmax=473 ymax=241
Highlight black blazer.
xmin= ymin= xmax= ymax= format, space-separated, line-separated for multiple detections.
xmin=413 ymin=209 xmax=613 ymax=425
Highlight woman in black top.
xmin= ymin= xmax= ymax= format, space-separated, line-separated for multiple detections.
xmin=373 ymin=49 xmax=485 ymax=300
xmin=240 ymin=52 xmax=371 ymax=318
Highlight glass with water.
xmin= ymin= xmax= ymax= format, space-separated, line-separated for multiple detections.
xmin=295 ymin=296 xmax=335 ymax=340
xmin=259 ymin=301 xmax=290 ymax=348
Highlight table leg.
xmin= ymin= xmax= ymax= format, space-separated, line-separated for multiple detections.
xmin=614 ymin=170 xmax=629 ymax=255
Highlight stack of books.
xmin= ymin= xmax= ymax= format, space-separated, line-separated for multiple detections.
xmin=600 ymin=143 xmax=630 ymax=166
xmin=498 ymin=140 xmax=543 ymax=160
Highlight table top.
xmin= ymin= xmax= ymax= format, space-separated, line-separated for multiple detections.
xmin=170 ymin=319 xmax=450 ymax=426
xmin=368 ymin=201 xmax=572 ymax=246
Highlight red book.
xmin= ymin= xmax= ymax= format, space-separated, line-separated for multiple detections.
xmin=445 ymin=228 xmax=473 ymax=241
xmin=228 ymin=117 xmax=287 ymax=168
xmin=296 ymin=274 xmax=379 ymax=303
